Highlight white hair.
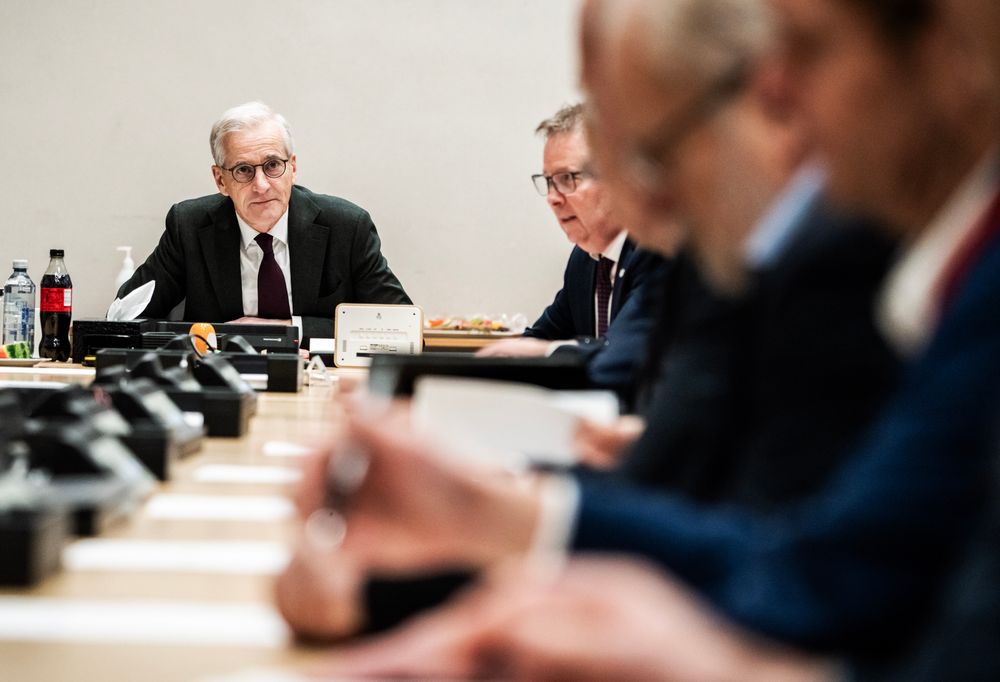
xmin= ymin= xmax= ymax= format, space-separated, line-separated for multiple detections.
xmin=605 ymin=0 xmax=775 ymax=88
xmin=209 ymin=101 xmax=295 ymax=167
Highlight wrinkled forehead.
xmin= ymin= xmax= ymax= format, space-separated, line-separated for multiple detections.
xmin=222 ymin=121 xmax=289 ymax=163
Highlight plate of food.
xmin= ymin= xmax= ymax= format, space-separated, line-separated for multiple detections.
xmin=424 ymin=315 xmax=525 ymax=337
xmin=0 ymin=358 xmax=52 ymax=367
xmin=0 ymin=341 xmax=49 ymax=366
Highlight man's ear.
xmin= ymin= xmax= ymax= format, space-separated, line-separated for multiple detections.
xmin=212 ymin=166 xmax=229 ymax=196
xmin=288 ymin=154 xmax=298 ymax=184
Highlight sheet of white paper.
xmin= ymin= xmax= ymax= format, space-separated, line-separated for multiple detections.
xmin=143 ymin=494 xmax=294 ymax=521
xmin=412 ymin=376 xmax=619 ymax=467
xmin=262 ymin=441 xmax=313 ymax=458
xmin=0 ymin=597 xmax=288 ymax=648
xmin=193 ymin=464 xmax=302 ymax=485
xmin=62 ymin=539 xmax=290 ymax=575
xmin=107 ymin=280 xmax=155 ymax=321
xmin=199 ymin=669 xmax=313 ymax=682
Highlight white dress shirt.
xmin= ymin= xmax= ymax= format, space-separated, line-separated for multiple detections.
xmin=878 ymin=151 xmax=1000 ymax=357
xmin=235 ymin=209 xmax=302 ymax=334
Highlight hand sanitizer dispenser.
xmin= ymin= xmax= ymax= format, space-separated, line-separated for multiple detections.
xmin=114 ymin=247 xmax=135 ymax=291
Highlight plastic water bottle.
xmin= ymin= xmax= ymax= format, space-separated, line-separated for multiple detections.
xmin=2 ymin=259 xmax=36 ymax=349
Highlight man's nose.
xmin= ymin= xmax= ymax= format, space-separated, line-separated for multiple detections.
xmin=251 ymin=166 xmax=270 ymax=192
xmin=546 ymin=183 xmax=565 ymax=208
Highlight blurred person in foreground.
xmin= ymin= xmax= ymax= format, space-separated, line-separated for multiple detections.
xmin=315 ymin=0 xmax=1000 ymax=678
xmin=476 ymin=103 xmax=668 ymax=397
xmin=275 ymin=0 xmax=916 ymax=648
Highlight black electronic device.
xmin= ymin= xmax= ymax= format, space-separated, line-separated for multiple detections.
xmin=9 ymin=382 xmax=203 ymax=482
xmin=95 ymin=347 xmax=303 ymax=393
xmin=21 ymin=419 xmax=154 ymax=535
xmin=72 ymin=318 xmax=299 ymax=361
xmin=367 ymin=353 xmax=591 ymax=398
xmin=143 ymin=321 xmax=298 ymax=354
xmin=94 ymin=350 xmax=258 ymax=437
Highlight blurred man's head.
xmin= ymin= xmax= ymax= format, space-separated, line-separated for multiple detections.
xmin=768 ymin=0 xmax=998 ymax=232
xmin=582 ymin=0 xmax=801 ymax=294
xmin=532 ymin=104 xmax=623 ymax=256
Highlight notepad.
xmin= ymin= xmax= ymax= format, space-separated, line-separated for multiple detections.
xmin=262 ymin=441 xmax=314 ymax=458
xmin=0 ymin=597 xmax=289 ymax=647
xmin=143 ymin=494 xmax=294 ymax=521
xmin=193 ymin=464 xmax=302 ymax=485
xmin=412 ymin=376 xmax=620 ymax=468
xmin=63 ymin=539 xmax=291 ymax=574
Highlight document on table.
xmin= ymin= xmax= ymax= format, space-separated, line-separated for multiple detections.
xmin=0 ymin=597 xmax=288 ymax=648
xmin=62 ymin=538 xmax=290 ymax=575
xmin=143 ymin=493 xmax=294 ymax=521
xmin=411 ymin=376 xmax=620 ymax=468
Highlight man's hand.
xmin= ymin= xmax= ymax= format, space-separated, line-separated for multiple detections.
xmin=273 ymin=533 xmax=364 ymax=641
xmin=574 ymin=415 xmax=646 ymax=469
xmin=227 ymin=316 xmax=292 ymax=325
xmin=476 ymin=337 xmax=554 ymax=358
xmin=322 ymin=557 xmax=837 ymax=682
xmin=293 ymin=403 xmax=543 ymax=575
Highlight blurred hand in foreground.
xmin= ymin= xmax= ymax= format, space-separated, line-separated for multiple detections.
xmin=476 ymin=337 xmax=553 ymax=358
xmin=574 ymin=414 xmax=646 ymax=469
xmin=322 ymin=556 xmax=837 ymax=682
xmin=292 ymin=402 xmax=542 ymax=576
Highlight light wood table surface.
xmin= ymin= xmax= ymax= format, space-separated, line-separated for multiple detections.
xmin=0 ymin=365 xmax=357 ymax=682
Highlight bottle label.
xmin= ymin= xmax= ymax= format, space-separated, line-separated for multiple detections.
xmin=40 ymin=287 xmax=72 ymax=313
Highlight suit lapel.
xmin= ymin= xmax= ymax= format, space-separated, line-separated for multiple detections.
xmin=200 ymin=200 xmax=245 ymax=319
xmin=610 ymin=238 xmax=637 ymax=317
xmin=287 ymin=187 xmax=328 ymax=313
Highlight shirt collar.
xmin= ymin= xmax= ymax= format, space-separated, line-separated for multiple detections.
xmin=878 ymin=151 xmax=1000 ymax=357
xmin=236 ymin=207 xmax=290 ymax=251
xmin=744 ymin=164 xmax=826 ymax=269
xmin=590 ymin=230 xmax=628 ymax=263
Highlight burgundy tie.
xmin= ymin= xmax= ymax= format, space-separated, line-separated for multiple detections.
xmin=254 ymin=233 xmax=291 ymax=319
xmin=595 ymin=256 xmax=614 ymax=337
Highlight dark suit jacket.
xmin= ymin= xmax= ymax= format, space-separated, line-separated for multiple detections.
xmin=523 ymin=239 xmax=657 ymax=340
xmin=620 ymin=201 xmax=900 ymax=508
xmin=117 ymin=185 xmax=411 ymax=346
xmin=858 ymin=447 xmax=1000 ymax=682
xmin=573 ymin=213 xmax=1000 ymax=657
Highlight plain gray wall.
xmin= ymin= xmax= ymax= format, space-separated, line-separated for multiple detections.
xmin=1 ymin=0 xmax=581 ymax=325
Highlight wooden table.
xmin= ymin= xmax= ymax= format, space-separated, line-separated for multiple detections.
xmin=0 ymin=365 xmax=354 ymax=681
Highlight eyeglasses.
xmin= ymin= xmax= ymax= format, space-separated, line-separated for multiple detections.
xmin=220 ymin=157 xmax=289 ymax=184
xmin=531 ymin=171 xmax=590 ymax=196
xmin=619 ymin=61 xmax=748 ymax=194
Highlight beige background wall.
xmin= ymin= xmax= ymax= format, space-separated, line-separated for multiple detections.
xmin=0 ymin=0 xmax=581 ymax=324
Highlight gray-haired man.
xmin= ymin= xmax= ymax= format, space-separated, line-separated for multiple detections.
xmin=116 ymin=101 xmax=411 ymax=347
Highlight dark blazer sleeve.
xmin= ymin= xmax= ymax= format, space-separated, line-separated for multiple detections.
xmin=524 ymin=247 xmax=594 ymax=340
xmin=115 ymin=203 xmax=189 ymax=318
xmin=298 ymin=208 xmax=411 ymax=343
xmin=571 ymin=236 xmax=1000 ymax=654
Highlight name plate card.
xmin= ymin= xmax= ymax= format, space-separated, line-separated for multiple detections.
xmin=334 ymin=304 xmax=423 ymax=368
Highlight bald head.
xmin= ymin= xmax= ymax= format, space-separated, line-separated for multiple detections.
xmin=581 ymin=0 xmax=803 ymax=294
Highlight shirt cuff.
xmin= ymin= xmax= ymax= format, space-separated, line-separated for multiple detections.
xmin=546 ymin=339 xmax=579 ymax=357
xmin=291 ymin=315 xmax=303 ymax=339
xmin=530 ymin=474 xmax=581 ymax=558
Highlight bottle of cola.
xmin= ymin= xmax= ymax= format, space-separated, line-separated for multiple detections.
xmin=39 ymin=249 xmax=73 ymax=362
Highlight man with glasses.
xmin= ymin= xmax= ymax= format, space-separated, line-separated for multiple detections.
xmin=116 ymin=101 xmax=410 ymax=347
xmin=478 ymin=103 xmax=667 ymax=396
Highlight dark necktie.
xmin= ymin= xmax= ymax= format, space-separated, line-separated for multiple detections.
xmin=254 ymin=233 xmax=291 ymax=319
xmin=595 ymin=256 xmax=614 ymax=337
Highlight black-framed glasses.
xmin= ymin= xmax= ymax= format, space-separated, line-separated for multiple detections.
xmin=531 ymin=170 xmax=590 ymax=196
xmin=220 ymin=158 xmax=289 ymax=183
xmin=619 ymin=61 xmax=748 ymax=193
